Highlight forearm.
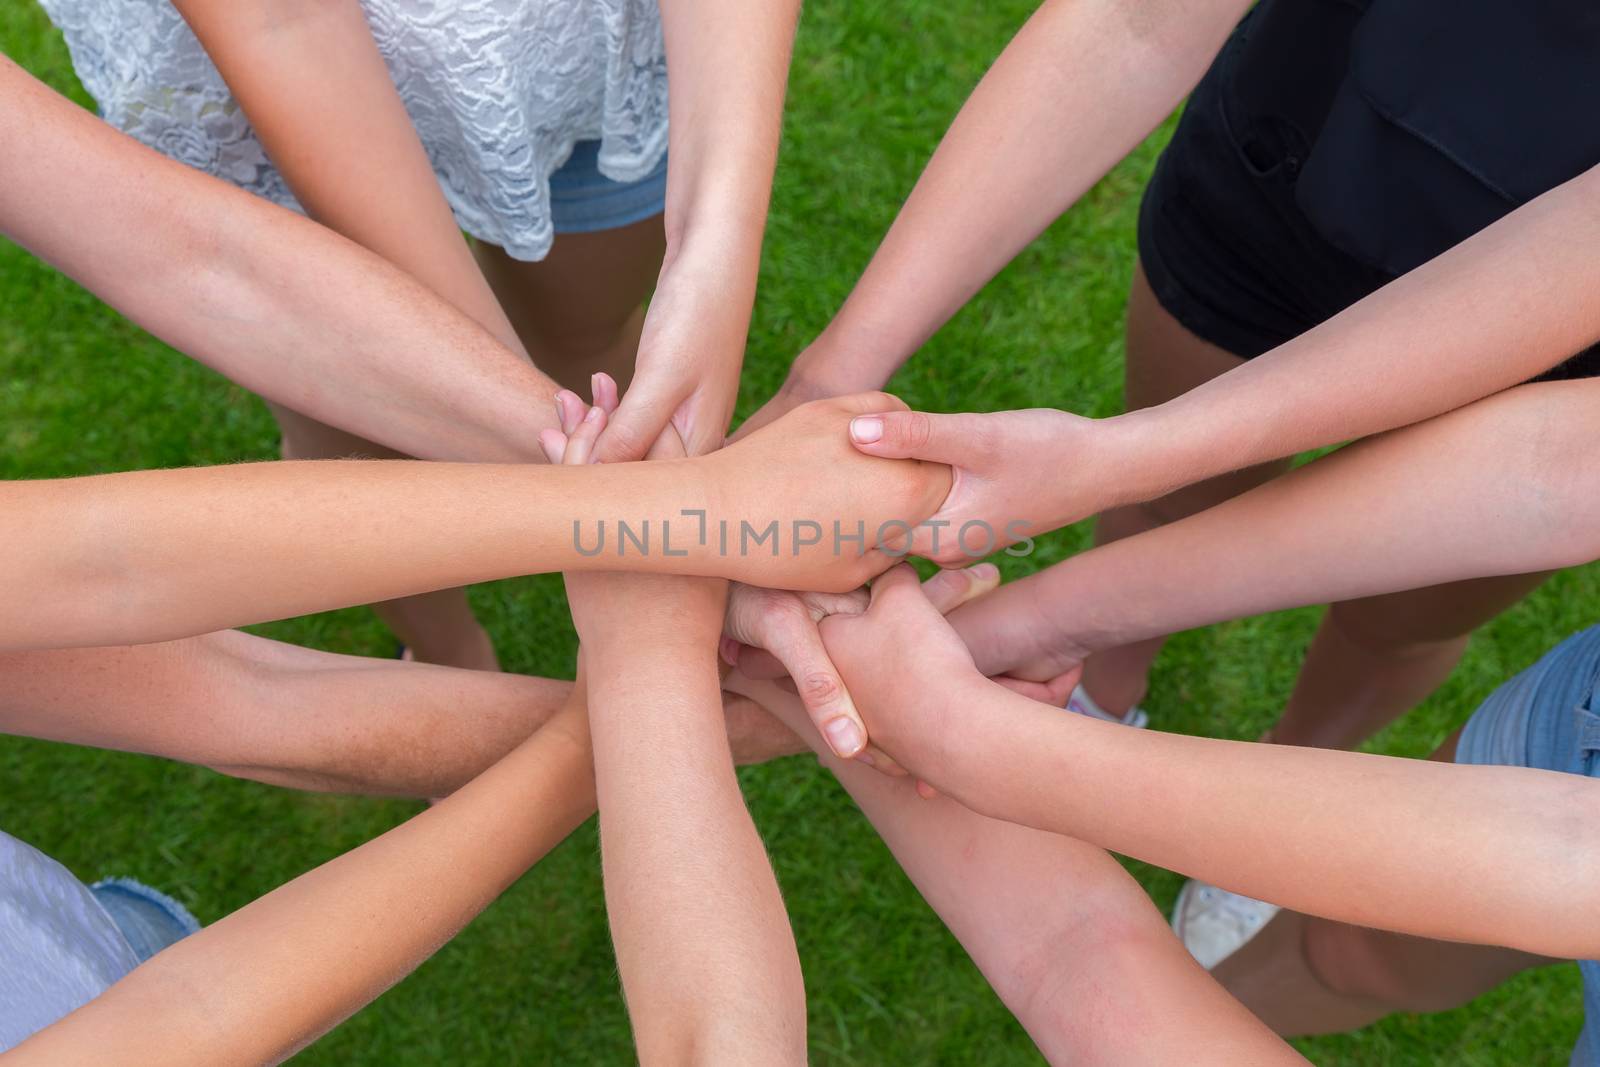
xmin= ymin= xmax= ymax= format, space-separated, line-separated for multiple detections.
xmin=8 ymin=703 xmax=597 ymax=1066
xmin=1117 ymin=165 xmax=1600 ymax=503
xmin=958 ymin=379 xmax=1600 ymax=675
xmin=0 ymin=57 xmax=557 ymax=462
xmin=587 ymin=624 xmax=805 ymax=1062
xmin=727 ymin=674 xmax=1292 ymax=1064
xmin=0 ymin=631 xmax=568 ymax=797
xmin=0 ymin=458 xmax=711 ymax=651
xmin=174 ymin=0 xmax=527 ymax=354
xmin=938 ymin=681 xmax=1600 ymax=959
xmin=794 ymin=0 xmax=1244 ymax=393
xmin=659 ymin=0 xmax=796 ymax=267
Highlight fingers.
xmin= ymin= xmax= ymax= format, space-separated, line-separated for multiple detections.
xmin=537 ymin=429 xmax=567 ymax=464
xmin=592 ymin=381 xmax=680 ymax=464
xmin=920 ymin=563 xmax=1001 ymax=615
xmin=766 ymin=609 xmax=868 ymax=759
xmin=562 ymin=404 xmax=607 ymax=466
xmin=554 ymin=389 xmax=587 ymax=435
xmin=994 ymin=667 xmax=1081 ymax=706
xmin=847 ymin=408 xmax=977 ymax=465
xmin=644 ymin=421 xmax=688 ymax=461
xmin=591 ymin=372 xmax=620 ymax=416
xmin=866 ymin=562 xmax=925 ymax=608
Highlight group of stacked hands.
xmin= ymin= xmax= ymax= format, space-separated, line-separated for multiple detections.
xmin=6 ymin=0 xmax=1600 ymax=1059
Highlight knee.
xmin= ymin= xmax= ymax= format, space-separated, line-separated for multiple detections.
xmin=526 ymin=306 xmax=641 ymax=370
xmin=1323 ymin=597 xmax=1475 ymax=656
xmin=1303 ymin=921 xmax=1455 ymax=1015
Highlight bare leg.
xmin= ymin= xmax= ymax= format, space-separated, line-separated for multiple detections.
xmin=473 ymin=216 xmax=667 ymax=397
xmin=1212 ymin=730 xmax=1557 ymax=1034
xmin=1267 ymin=572 xmax=1552 ymax=748
xmin=268 ymin=403 xmax=500 ymax=671
xmin=1080 ymin=264 xmax=1287 ymax=715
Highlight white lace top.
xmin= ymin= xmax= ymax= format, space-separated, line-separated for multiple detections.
xmin=39 ymin=0 xmax=670 ymax=261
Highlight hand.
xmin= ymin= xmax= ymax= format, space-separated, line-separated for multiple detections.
xmin=544 ymin=387 xmax=727 ymax=651
xmin=593 ymin=254 xmax=745 ymax=462
xmin=845 ymin=406 xmax=1110 ymax=565
xmin=946 ymin=573 xmax=1090 ymax=699
xmin=697 ymin=392 xmax=954 ymax=592
xmin=802 ymin=564 xmax=998 ymax=777
xmin=722 ymin=583 xmax=874 ymax=759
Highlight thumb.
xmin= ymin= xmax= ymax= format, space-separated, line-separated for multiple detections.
xmin=593 ymin=383 xmax=681 ymax=463
xmin=768 ymin=612 xmax=868 ymax=759
xmin=848 ymin=409 xmax=982 ymax=465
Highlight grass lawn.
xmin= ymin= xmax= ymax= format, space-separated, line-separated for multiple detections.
xmin=1 ymin=1 xmax=1593 ymax=1062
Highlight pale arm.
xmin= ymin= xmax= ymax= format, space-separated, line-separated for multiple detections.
xmin=581 ymin=587 xmax=806 ymax=1062
xmin=935 ymin=679 xmax=1600 ymax=961
xmin=596 ymin=0 xmax=803 ymax=459
xmin=0 ymin=631 xmax=568 ymax=797
xmin=780 ymin=0 xmax=1247 ymax=400
xmin=830 ymin=568 xmax=1600 ymax=962
xmin=849 ymin=164 xmax=1600 ymax=541
xmin=170 ymin=0 xmax=529 ymax=354
xmin=950 ymin=378 xmax=1600 ymax=681
xmin=3 ymin=700 xmax=596 ymax=1066
xmin=724 ymin=564 xmax=1295 ymax=1067
xmin=0 ymin=394 xmax=949 ymax=651
xmin=0 ymin=56 xmax=558 ymax=462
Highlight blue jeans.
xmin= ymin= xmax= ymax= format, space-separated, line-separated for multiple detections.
xmin=1456 ymin=625 xmax=1600 ymax=1066
xmin=89 ymin=878 xmax=201 ymax=963
xmin=549 ymin=140 xmax=667 ymax=234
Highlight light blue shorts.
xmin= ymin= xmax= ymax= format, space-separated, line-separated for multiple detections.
xmin=89 ymin=877 xmax=201 ymax=963
xmin=549 ymin=140 xmax=667 ymax=235
xmin=1456 ymin=625 xmax=1600 ymax=1066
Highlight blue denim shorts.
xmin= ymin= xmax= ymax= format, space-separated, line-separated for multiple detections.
xmin=1455 ymin=626 xmax=1600 ymax=1066
xmin=549 ymin=140 xmax=667 ymax=235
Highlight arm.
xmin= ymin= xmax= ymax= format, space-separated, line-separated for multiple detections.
xmin=0 ymin=393 xmax=949 ymax=651
xmin=724 ymin=570 xmax=1296 ymax=1065
xmin=578 ymin=586 xmax=806 ymax=1062
xmin=740 ymin=0 xmax=1246 ymax=428
xmin=4 ymin=699 xmax=597 ymax=1066
xmin=0 ymin=56 xmax=558 ymax=462
xmin=847 ymin=165 xmax=1600 ymax=553
xmin=562 ymin=398 xmax=805 ymax=1060
xmin=949 ymin=377 xmax=1600 ymax=681
xmin=170 ymin=0 xmax=528 ymax=354
xmin=0 ymin=630 xmax=569 ymax=797
xmin=593 ymin=0 xmax=801 ymax=460
xmin=828 ymin=566 xmax=1600 ymax=961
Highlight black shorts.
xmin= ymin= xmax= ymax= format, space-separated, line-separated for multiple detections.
xmin=1137 ymin=2 xmax=1600 ymax=382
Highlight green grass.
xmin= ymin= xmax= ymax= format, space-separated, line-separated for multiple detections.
xmin=1 ymin=1 xmax=1593 ymax=1062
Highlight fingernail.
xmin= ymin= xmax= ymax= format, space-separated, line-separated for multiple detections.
xmin=855 ymin=751 xmax=876 ymax=767
xmin=590 ymin=373 xmax=602 ymax=399
xmin=719 ymin=636 xmax=741 ymax=666
xmin=585 ymin=405 xmax=602 ymax=423
xmin=823 ymin=716 xmax=864 ymax=756
xmin=971 ymin=562 xmax=1000 ymax=581
xmin=850 ymin=416 xmax=882 ymax=444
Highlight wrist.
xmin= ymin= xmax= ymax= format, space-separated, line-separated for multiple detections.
xmin=788 ymin=328 xmax=901 ymax=398
xmin=782 ymin=341 xmax=886 ymax=401
xmin=919 ymin=672 xmax=1006 ymax=794
xmin=1097 ymin=400 xmax=1225 ymax=509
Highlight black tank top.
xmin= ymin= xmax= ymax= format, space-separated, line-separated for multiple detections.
xmin=1227 ymin=0 xmax=1600 ymax=275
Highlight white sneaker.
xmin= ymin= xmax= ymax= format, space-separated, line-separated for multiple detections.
xmin=1065 ymin=684 xmax=1150 ymax=729
xmin=1171 ymin=880 xmax=1280 ymax=970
